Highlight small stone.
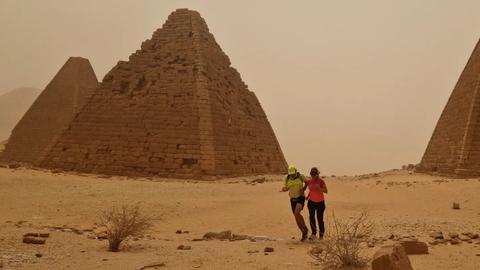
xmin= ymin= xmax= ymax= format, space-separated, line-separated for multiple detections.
xmin=448 ymin=232 xmax=459 ymax=239
xmin=398 ymin=239 xmax=428 ymax=254
xmin=452 ymin=202 xmax=460 ymax=209
xmin=450 ymin=238 xmax=461 ymax=245
xmin=372 ymin=245 xmax=413 ymax=270
xmin=368 ymin=242 xmax=375 ymax=248
xmin=22 ymin=236 xmax=46 ymax=245
xmin=191 ymin=238 xmax=203 ymax=242
xmin=177 ymin=245 xmax=191 ymax=250
xmin=247 ymin=250 xmax=259 ymax=254
xmin=464 ymin=233 xmax=479 ymax=239
xmin=264 ymin=247 xmax=274 ymax=253
xmin=203 ymin=230 xmax=232 ymax=240
xmin=459 ymin=234 xmax=471 ymax=241
xmin=429 ymin=231 xmax=444 ymax=239
xmin=175 ymin=230 xmax=182 ymax=234
xmin=231 ymin=234 xmax=249 ymax=241
xmin=35 ymin=253 xmax=43 ymax=258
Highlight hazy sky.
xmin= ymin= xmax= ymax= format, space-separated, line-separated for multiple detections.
xmin=1 ymin=0 xmax=480 ymax=175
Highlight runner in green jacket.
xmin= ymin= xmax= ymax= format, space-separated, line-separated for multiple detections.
xmin=281 ymin=165 xmax=308 ymax=241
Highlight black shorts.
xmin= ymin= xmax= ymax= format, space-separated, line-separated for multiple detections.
xmin=290 ymin=196 xmax=306 ymax=213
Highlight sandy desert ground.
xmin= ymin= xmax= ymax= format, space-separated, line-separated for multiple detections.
xmin=0 ymin=167 xmax=479 ymax=270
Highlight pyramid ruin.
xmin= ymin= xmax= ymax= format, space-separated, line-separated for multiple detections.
xmin=40 ymin=9 xmax=288 ymax=179
xmin=1 ymin=57 xmax=98 ymax=164
xmin=417 ymin=39 xmax=480 ymax=176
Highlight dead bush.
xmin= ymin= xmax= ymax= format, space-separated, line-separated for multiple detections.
xmin=310 ymin=211 xmax=374 ymax=269
xmin=98 ymin=203 xmax=154 ymax=252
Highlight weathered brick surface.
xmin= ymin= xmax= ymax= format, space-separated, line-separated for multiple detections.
xmin=1 ymin=57 xmax=98 ymax=164
xmin=418 ymin=40 xmax=480 ymax=176
xmin=40 ymin=9 xmax=287 ymax=179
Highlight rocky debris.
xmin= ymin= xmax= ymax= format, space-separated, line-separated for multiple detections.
xmin=22 ymin=236 xmax=46 ymax=245
xmin=23 ymin=233 xmax=49 ymax=238
xmin=138 ymin=262 xmax=166 ymax=270
xmin=429 ymin=231 xmax=444 ymax=239
xmin=264 ymin=247 xmax=274 ymax=253
xmin=35 ymin=253 xmax=43 ymax=258
xmin=22 ymin=232 xmax=49 ymax=245
xmin=203 ymin=230 xmax=232 ymax=240
xmin=452 ymin=202 xmax=460 ymax=209
xmin=0 ymin=260 xmax=3 ymax=268
xmin=247 ymin=250 xmax=259 ymax=254
xmin=371 ymin=245 xmax=413 ymax=270
xmin=177 ymin=245 xmax=191 ymax=250
xmin=8 ymin=163 xmax=21 ymax=169
xmin=398 ymin=238 xmax=428 ymax=254
xmin=451 ymin=238 xmax=462 ymax=245
xmin=248 ymin=177 xmax=266 ymax=184
xmin=191 ymin=238 xmax=204 ymax=242
xmin=202 ymin=230 xmax=274 ymax=242
xmin=448 ymin=232 xmax=459 ymax=238
xmin=231 ymin=234 xmax=249 ymax=241
xmin=463 ymin=232 xmax=479 ymax=239
xmin=176 ymin=229 xmax=189 ymax=234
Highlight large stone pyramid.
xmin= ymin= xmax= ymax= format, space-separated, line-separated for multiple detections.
xmin=1 ymin=57 xmax=98 ymax=164
xmin=417 ymin=40 xmax=480 ymax=176
xmin=40 ymin=9 xmax=288 ymax=179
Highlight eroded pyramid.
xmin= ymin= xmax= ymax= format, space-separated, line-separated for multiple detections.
xmin=417 ymin=40 xmax=480 ymax=176
xmin=1 ymin=57 xmax=98 ymax=164
xmin=40 ymin=9 xmax=287 ymax=179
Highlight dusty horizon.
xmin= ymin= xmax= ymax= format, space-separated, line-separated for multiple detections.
xmin=2 ymin=0 xmax=480 ymax=175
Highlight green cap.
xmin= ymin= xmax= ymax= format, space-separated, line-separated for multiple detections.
xmin=287 ymin=166 xmax=297 ymax=175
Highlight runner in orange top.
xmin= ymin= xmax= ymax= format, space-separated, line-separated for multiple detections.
xmin=304 ymin=167 xmax=328 ymax=240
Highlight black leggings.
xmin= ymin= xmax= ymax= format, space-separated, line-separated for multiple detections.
xmin=307 ymin=200 xmax=325 ymax=236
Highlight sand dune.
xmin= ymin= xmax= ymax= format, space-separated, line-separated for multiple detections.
xmin=0 ymin=168 xmax=478 ymax=269
xmin=0 ymin=88 xmax=41 ymax=141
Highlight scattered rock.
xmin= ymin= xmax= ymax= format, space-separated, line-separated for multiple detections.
xmin=203 ymin=230 xmax=232 ymax=240
xmin=251 ymin=177 xmax=266 ymax=184
xmin=8 ymin=163 xmax=21 ymax=169
xmin=22 ymin=236 xmax=46 ymax=245
xmin=264 ymin=247 xmax=274 ymax=253
xmin=35 ymin=253 xmax=43 ymax=258
xmin=452 ymin=202 xmax=460 ymax=210
xmin=138 ymin=262 xmax=166 ymax=269
xmin=371 ymin=245 xmax=413 ymax=270
xmin=191 ymin=238 xmax=204 ymax=242
xmin=177 ymin=245 xmax=191 ymax=250
xmin=398 ymin=239 xmax=428 ymax=254
xmin=459 ymin=234 xmax=471 ymax=241
xmin=448 ymin=232 xmax=459 ymax=239
xmin=231 ymin=234 xmax=249 ymax=241
xmin=463 ymin=232 xmax=479 ymax=239
xmin=450 ymin=238 xmax=461 ymax=245
xmin=368 ymin=242 xmax=375 ymax=248
xmin=175 ymin=230 xmax=182 ymax=234
xmin=23 ymin=233 xmax=49 ymax=238
xmin=247 ymin=250 xmax=259 ymax=254
xmin=429 ymin=231 xmax=444 ymax=239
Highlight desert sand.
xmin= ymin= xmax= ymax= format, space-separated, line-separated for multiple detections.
xmin=0 ymin=167 xmax=479 ymax=270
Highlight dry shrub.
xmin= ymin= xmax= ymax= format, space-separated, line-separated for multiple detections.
xmin=99 ymin=203 xmax=154 ymax=252
xmin=310 ymin=211 xmax=374 ymax=269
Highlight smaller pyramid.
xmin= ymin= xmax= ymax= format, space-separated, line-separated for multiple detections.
xmin=1 ymin=57 xmax=98 ymax=164
xmin=417 ymin=40 xmax=480 ymax=176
